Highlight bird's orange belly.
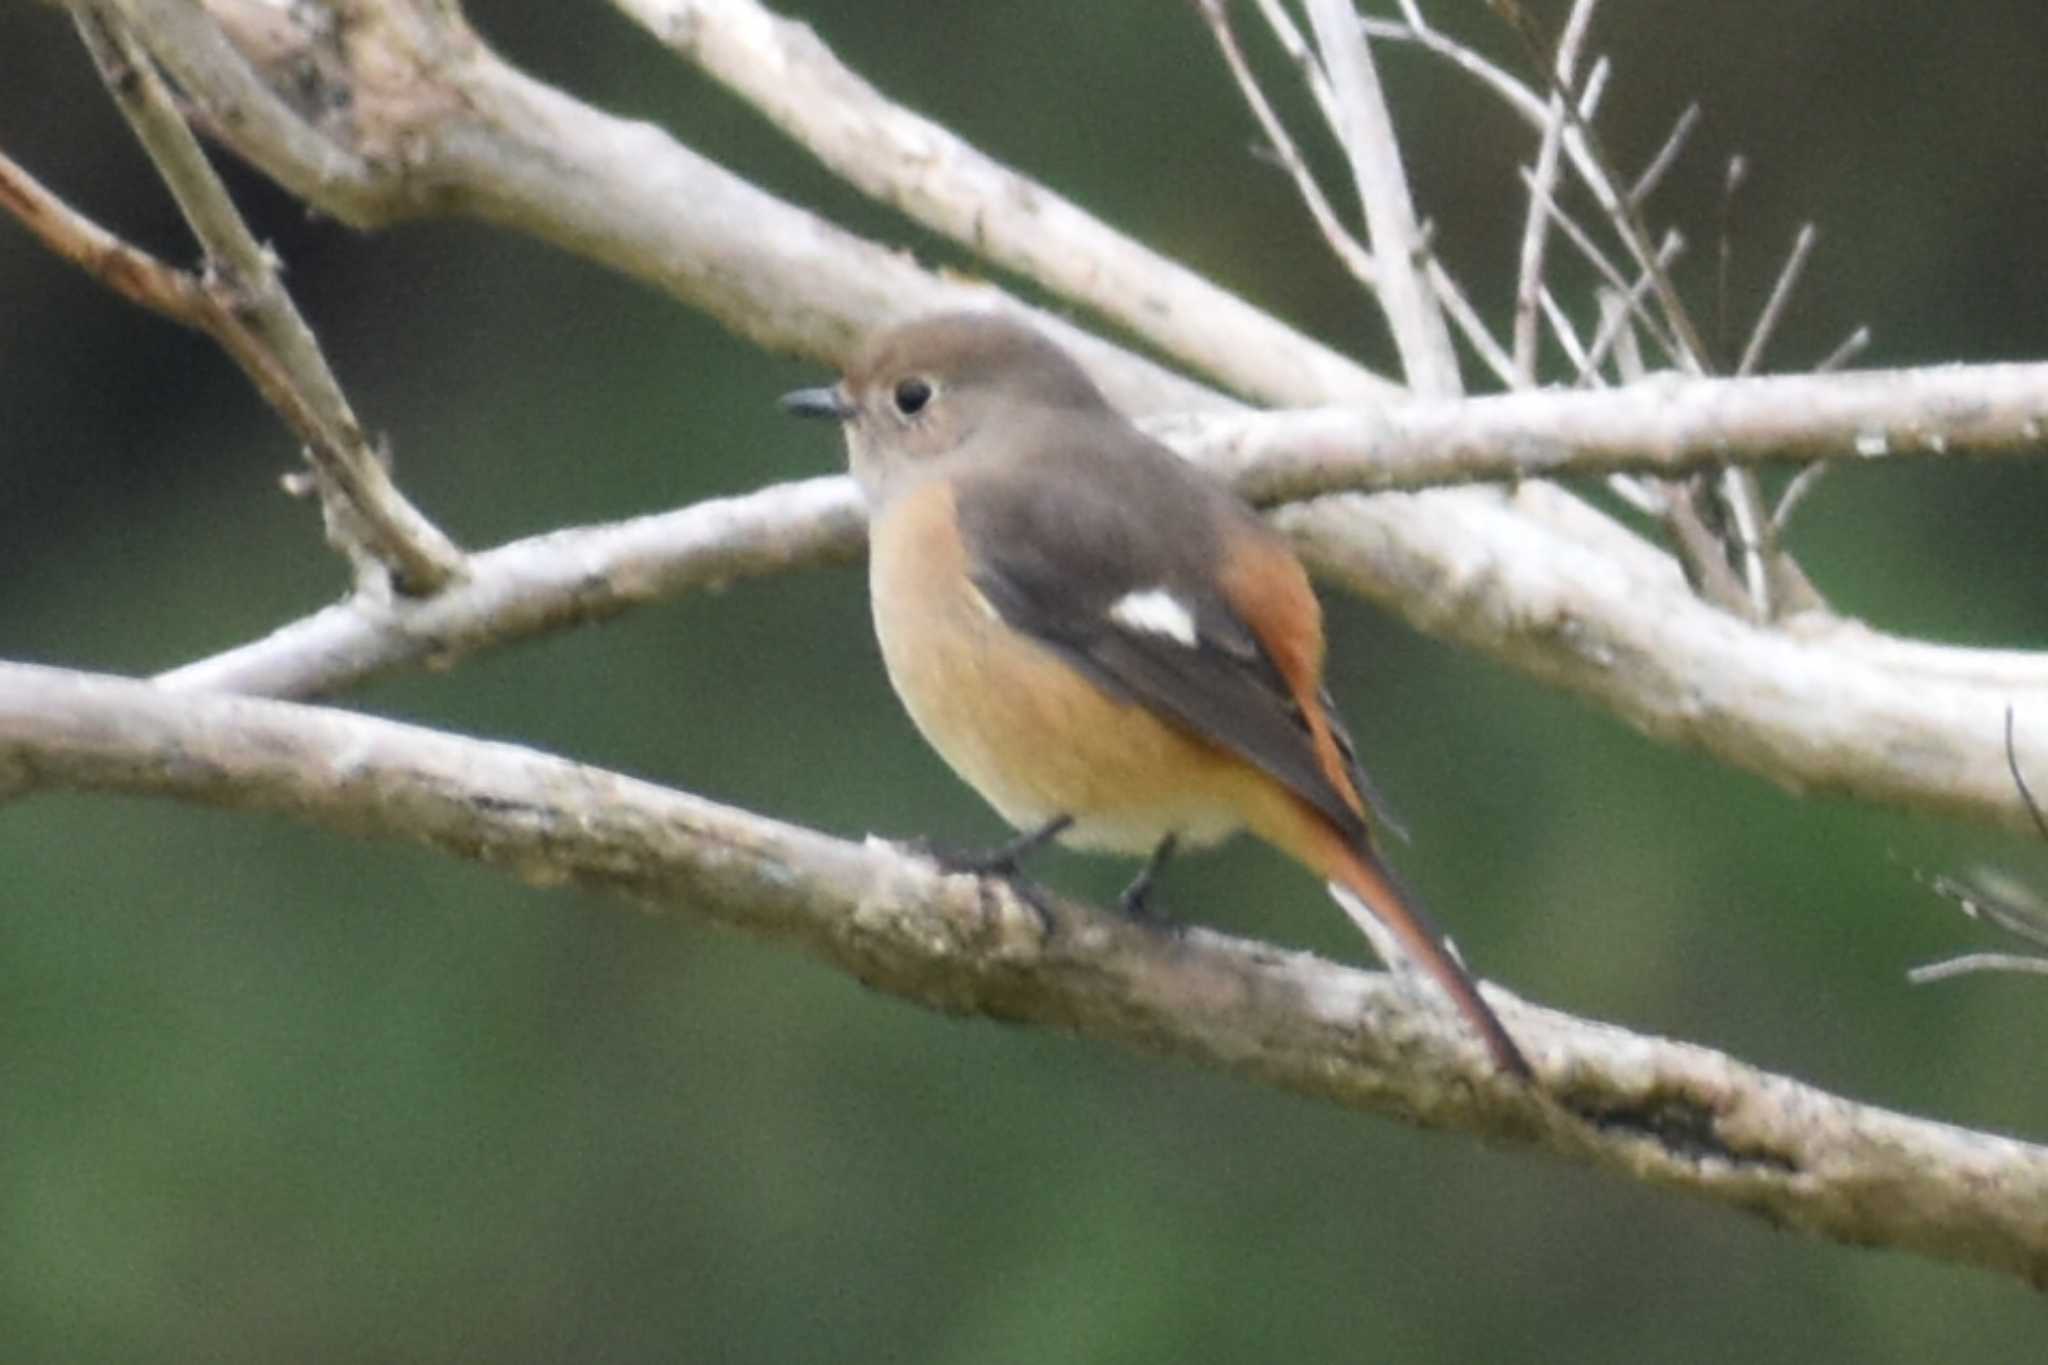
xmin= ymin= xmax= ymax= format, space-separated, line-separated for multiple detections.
xmin=869 ymin=482 xmax=1260 ymax=854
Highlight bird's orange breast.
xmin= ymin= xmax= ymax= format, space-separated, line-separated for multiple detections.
xmin=867 ymin=477 xmax=1275 ymax=853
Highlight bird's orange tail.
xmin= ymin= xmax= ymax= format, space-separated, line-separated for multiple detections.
xmin=1325 ymin=840 xmax=1529 ymax=1079
xmin=1264 ymin=803 xmax=1530 ymax=1079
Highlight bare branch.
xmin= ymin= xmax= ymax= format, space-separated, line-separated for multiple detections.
xmin=1538 ymin=284 xmax=1596 ymax=374
xmin=1196 ymin=0 xmax=1380 ymax=293
xmin=1576 ymin=54 xmax=1611 ymax=118
xmin=0 ymin=146 xmax=211 ymax=321
xmin=1718 ymin=466 xmax=1773 ymax=616
xmin=1390 ymin=1 xmax=1541 ymax=122
xmin=1770 ymin=462 xmax=1830 ymax=535
xmin=1304 ymin=0 xmax=1461 ymax=394
xmin=614 ymin=0 xmax=1395 ymax=406
xmin=100 ymin=0 xmax=388 ymax=218
xmin=1912 ymin=862 xmax=2048 ymax=982
xmin=1512 ymin=0 xmax=1601 ymax=384
xmin=1943 ymin=870 xmax=2048 ymax=950
xmin=2009 ymin=706 xmax=2048 ymax=842
xmin=1513 ymin=96 xmax=1571 ymax=384
xmin=154 ymin=478 xmax=867 ymax=700
xmin=78 ymin=2 xmax=464 ymax=594
xmin=1817 ymin=325 xmax=1873 ymax=374
xmin=1424 ymin=256 xmax=1518 ymax=388
xmin=1165 ymin=362 xmax=2048 ymax=501
xmin=1578 ymin=231 xmax=1685 ymax=386
xmin=1908 ymin=953 xmax=2048 ymax=983
xmin=1717 ymin=154 xmax=1749 ymax=369
xmin=1738 ymin=223 xmax=1819 ymax=377
xmin=1481 ymin=0 xmax=1712 ymax=373
xmin=4 ymin=659 xmax=2047 ymax=1285
xmin=1518 ymin=164 xmax=1684 ymax=363
xmin=1253 ymin=0 xmax=1343 ymax=132
xmin=1629 ymin=101 xmax=1700 ymax=208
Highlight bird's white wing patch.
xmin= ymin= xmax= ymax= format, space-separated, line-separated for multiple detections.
xmin=1108 ymin=587 xmax=1199 ymax=648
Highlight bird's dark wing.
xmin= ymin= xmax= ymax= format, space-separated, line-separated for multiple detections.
xmin=954 ymin=440 xmax=1389 ymax=843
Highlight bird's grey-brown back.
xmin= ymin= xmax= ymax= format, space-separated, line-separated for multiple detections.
xmin=838 ymin=311 xmax=1295 ymax=656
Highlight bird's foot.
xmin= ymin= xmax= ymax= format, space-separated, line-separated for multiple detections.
xmin=1115 ymin=834 xmax=1180 ymax=929
xmin=904 ymin=815 xmax=1073 ymax=937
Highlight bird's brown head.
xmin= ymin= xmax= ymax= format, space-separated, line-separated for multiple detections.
xmin=781 ymin=312 xmax=1110 ymax=505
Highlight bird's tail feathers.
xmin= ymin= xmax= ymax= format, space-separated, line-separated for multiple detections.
xmin=1323 ymin=841 xmax=1531 ymax=1080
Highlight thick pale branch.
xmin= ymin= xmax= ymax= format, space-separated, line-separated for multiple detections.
xmin=100 ymin=0 xmax=389 ymax=217
xmin=614 ymin=0 xmax=1398 ymax=405
xmin=1284 ymin=484 xmax=2048 ymax=835
xmin=3 ymin=660 xmax=2045 ymax=1286
xmin=155 ymin=477 xmax=866 ymax=698
xmin=162 ymin=0 xmax=1230 ymax=419
xmin=1154 ymin=361 xmax=2048 ymax=500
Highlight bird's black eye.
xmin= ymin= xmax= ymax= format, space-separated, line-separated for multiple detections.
xmin=893 ymin=377 xmax=933 ymax=416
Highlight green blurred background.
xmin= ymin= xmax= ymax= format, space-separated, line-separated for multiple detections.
xmin=5 ymin=1 xmax=2047 ymax=1359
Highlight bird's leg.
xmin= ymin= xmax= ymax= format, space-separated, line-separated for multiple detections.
xmin=1117 ymin=834 xmax=1179 ymax=924
xmin=927 ymin=814 xmax=1074 ymax=877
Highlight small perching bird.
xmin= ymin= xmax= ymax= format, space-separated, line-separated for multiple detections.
xmin=782 ymin=312 xmax=1530 ymax=1079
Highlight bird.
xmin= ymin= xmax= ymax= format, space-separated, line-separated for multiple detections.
xmin=781 ymin=311 xmax=1530 ymax=1079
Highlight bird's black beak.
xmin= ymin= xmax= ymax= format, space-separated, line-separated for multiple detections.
xmin=779 ymin=385 xmax=855 ymax=421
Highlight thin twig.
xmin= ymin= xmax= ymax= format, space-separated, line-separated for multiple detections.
xmin=1426 ymin=256 xmax=1518 ymax=388
xmin=1575 ymin=53 xmax=1610 ymax=118
xmin=1908 ymin=953 xmax=2048 ymax=983
xmin=1198 ymin=0 xmax=1378 ymax=291
xmin=1951 ymin=869 xmax=2048 ymax=949
xmin=1513 ymin=92 xmax=1570 ymax=383
xmin=1594 ymin=301 xmax=1752 ymax=609
xmin=1488 ymin=0 xmax=1713 ymax=375
xmin=1518 ymin=165 xmax=1683 ymax=363
xmin=1770 ymin=462 xmax=1829 ymax=534
xmin=1717 ymin=154 xmax=1747 ymax=371
xmin=1738 ymin=223 xmax=1817 ymax=377
xmin=1816 ymin=325 xmax=1873 ymax=374
xmin=2008 ymin=706 xmax=2048 ymax=842
xmin=1507 ymin=29 xmax=1614 ymax=383
xmin=1307 ymin=0 xmax=1461 ymax=394
xmin=1910 ymin=861 xmax=2048 ymax=982
xmin=0 ymin=148 xmax=212 ymax=323
xmin=1578 ymin=230 xmax=1685 ymax=386
xmin=1392 ymin=1 xmax=1542 ymax=122
xmin=1629 ymin=102 xmax=1701 ymax=207
xmin=1252 ymin=0 xmax=1345 ymax=140
xmin=1765 ymin=322 xmax=1866 ymax=536
xmin=1538 ymin=285 xmax=1596 ymax=376
xmin=1514 ymin=4 xmax=1605 ymax=385
xmin=77 ymin=2 xmax=464 ymax=594
xmin=1717 ymin=466 xmax=1772 ymax=616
